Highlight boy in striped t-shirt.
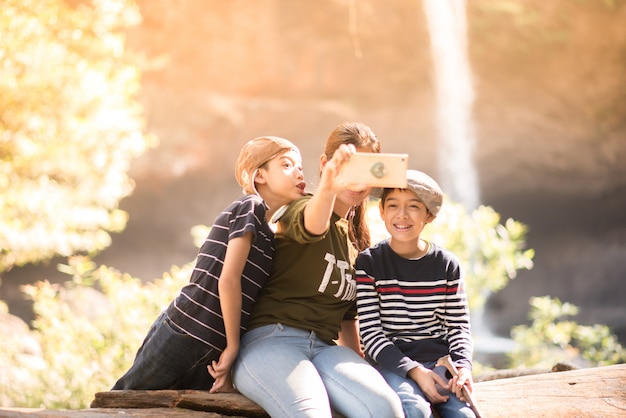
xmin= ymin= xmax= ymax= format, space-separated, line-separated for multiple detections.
xmin=356 ymin=169 xmax=476 ymax=418
xmin=113 ymin=136 xmax=306 ymax=393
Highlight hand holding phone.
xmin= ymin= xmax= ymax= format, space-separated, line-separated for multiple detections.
xmin=337 ymin=152 xmax=408 ymax=188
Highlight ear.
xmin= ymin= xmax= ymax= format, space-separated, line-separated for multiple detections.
xmin=425 ymin=213 xmax=436 ymax=224
xmin=379 ymin=199 xmax=385 ymax=218
xmin=319 ymin=153 xmax=328 ymax=173
xmin=253 ymin=168 xmax=267 ymax=186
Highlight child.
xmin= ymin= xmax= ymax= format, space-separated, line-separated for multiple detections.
xmin=232 ymin=122 xmax=404 ymax=418
xmin=113 ymin=136 xmax=306 ymax=393
xmin=356 ymin=169 xmax=476 ymax=418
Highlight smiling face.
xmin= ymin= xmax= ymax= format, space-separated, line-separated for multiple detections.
xmin=380 ymin=188 xmax=435 ymax=246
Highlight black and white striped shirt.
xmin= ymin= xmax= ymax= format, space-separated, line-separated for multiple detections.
xmin=166 ymin=194 xmax=274 ymax=351
xmin=356 ymin=240 xmax=473 ymax=378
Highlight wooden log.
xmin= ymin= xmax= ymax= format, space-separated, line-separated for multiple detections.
xmin=178 ymin=392 xmax=269 ymax=418
xmin=90 ymin=389 xmax=180 ymax=409
xmin=472 ymin=363 xmax=626 ymax=417
xmin=0 ymin=407 xmax=223 ymax=417
xmin=2 ymin=364 xmax=624 ymax=417
xmin=90 ymin=391 xmax=343 ymax=417
xmin=88 ymin=365 xmax=626 ymax=417
xmin=474 ymin=361 xmax=580 ymax=382
xmin=90 ymin=390 xmax=268 ymax=417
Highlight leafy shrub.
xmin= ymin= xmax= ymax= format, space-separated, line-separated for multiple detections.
xmin=1 ymin=256 xmax=190 ymax=409
xmin=0 ymin=0 xmax=152 ymax=273
xmin=509 ymin=296 xmax=626 ymax=368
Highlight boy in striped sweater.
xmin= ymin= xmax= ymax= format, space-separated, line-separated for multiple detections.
xmin=356 ymin=169 xmax=476 ymax=418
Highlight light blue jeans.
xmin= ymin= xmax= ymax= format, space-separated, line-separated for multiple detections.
xmin=232 ymin=323 xmax=404 ymax=418
xmin=378 ymin=363 xmax=475 ymax=418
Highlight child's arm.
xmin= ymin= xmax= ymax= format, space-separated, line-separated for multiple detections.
xmin=442 ymin=261 xmax=476 ymax=403
xmin=336 ymin=319 xmax=364 ymax=357
xmin=303 ymin=144 xmax=355 ymax=235
xmin=208 ymin=232 xmax=253 ymax=393
xmin=444 ymin=265 xmax=474 ymax=378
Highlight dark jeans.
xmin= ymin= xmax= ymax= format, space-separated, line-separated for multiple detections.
xmin=112 ymin=311 xmax=218 ymax=390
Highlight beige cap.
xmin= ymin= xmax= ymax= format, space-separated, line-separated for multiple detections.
xmin=405 ymin=170 xmax=443 ymax=216
xmin=377 ymin=169 xmax=443 ymax=216
xmin=235 ymin=136 xmax=299 ymax=195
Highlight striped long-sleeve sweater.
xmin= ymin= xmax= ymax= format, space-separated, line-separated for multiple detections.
xmin=355 ymin=240 xmax=473 ymax=378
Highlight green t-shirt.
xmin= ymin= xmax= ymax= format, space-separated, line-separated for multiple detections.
xmin=247 ymin=195 xmax=358 ymax=344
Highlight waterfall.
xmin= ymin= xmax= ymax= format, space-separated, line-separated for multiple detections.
xmin=422 ymin=0 xmax=480 ymax=210
xmin=422 ymin=1 xmax=516 ymax=365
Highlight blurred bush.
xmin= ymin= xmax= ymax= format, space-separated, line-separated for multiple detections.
xmin=0 ymin=0 xmax=153 ymax=273
xmin=0 ymin=256 xmax=191 ymax=409
xmin=509 ymin=296 xmax=626 ymax=368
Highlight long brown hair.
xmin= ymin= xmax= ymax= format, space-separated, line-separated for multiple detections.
xmin=324 ymin=122 xmax=381 ymax=252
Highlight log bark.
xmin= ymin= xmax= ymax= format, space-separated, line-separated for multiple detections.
xmin=473 ymin=363 xmax=626 ymax=417
xmin=90 ymin=390 xmax=268 ymax=417
xmin=1 ymin=364 xmax=624 ymax=417
xmin=0 ymin=408 xmax=223 ymax=417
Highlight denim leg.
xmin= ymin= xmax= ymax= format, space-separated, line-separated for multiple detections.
xmin=379 ymin=367 xmax=433 ymax=418
xmin=433 ymin=395 xmax=475 ymax=418
xmin=233 ymin=324 xmax=333 ymax=418
xmin=113 ymin=311 xmax=218 ymax=390
xmin=313 ymin=344 xmax=404 ymax=418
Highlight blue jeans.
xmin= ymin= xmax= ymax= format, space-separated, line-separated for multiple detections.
xmin=232 ymin=324 xmax=404 ymax=418
xmin=378 ymin=363 xmax=475 ymax=418
xmin=112 ymin=311 xmax=218 ymax=390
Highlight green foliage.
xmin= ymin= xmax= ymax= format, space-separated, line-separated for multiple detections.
xmin=0 ymin=256 xmax=191 ymax=409
xmin=367 ymin=198 xmax=535 ymax=311
xmin=0 ymin=0 xmax=153 ymax=273
xmin=0 ymin=300 xmax=43 ymax=407
xmin=509 ymin=296 xmax=626 ymax=368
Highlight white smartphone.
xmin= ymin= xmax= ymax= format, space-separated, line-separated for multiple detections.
xmin=337 ymin=152 xmax=408 ymax=188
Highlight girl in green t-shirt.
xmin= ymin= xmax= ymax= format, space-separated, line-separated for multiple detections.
xmin=232 ymin=122 xmax=404 ymax=418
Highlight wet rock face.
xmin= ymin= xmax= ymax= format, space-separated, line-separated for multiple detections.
xmin=2 ymin=1 xmax=626 ymax=343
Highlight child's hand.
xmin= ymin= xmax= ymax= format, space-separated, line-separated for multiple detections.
xmin=207 ymin=347 xmax=238 ymax=393
xmin=319 ymin=144 xmax=357 ymax=194
xmin=303 ymin=143 xmax=359 ymax=235
xmin=208 ymin=366 xmax=236 ymax=394
xmin=408 ymin=366 xmax=451 ymax=404
xmin=452 ymin=367 xmax=474 ymax=402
